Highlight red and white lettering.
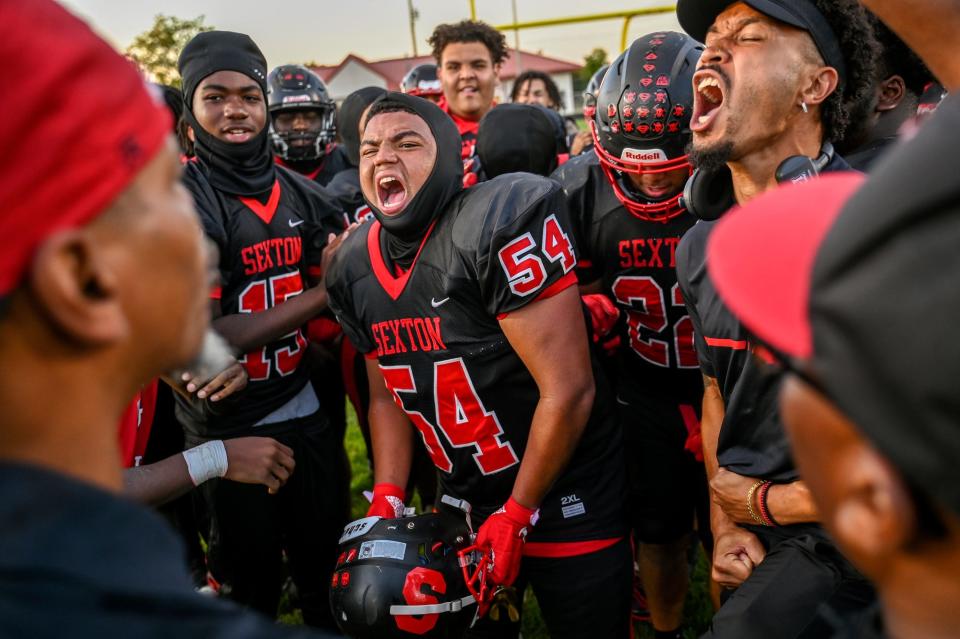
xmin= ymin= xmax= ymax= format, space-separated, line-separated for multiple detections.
xmin=541 ymin=214 xmax=576 ymax=273
xmin=379 ymin=359 xmax=518 ymax=476
xmin=434 ymin=359 xmax=519 ymax=475
xmin=380 ymin=365 xmax=454 ymax=473
xmin=395 ymin=568 xmax=446 ymax=635
xmin=498 ymin=232 xmax=546 ymax=297
xmin=237 ymin=271 xmax=308 ymax=381
xmin=611 ymin=276 xmax=698 ymax=368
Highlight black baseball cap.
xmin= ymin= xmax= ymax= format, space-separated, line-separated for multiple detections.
xmin=676 ymin=0 xmax=846 ymax=84
xmin=706 ymin=95 xmax=960 ymax=517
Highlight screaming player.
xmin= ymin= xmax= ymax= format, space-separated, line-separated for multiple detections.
xmin=326 ymin=92 xmax=631 ymax=638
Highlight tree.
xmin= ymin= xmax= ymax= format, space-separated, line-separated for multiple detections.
xmin=578 ymin=47 xmax=609 ymax=86
xmin=125 ymin=14 xmax=213 ymax=88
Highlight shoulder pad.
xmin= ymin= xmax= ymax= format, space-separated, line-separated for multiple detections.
xmin=450 ymin=173 xmax=559 ymax=254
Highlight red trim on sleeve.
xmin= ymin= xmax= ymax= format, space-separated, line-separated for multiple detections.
xmin=209 ymin=286 xmax=222 ymax=300
xmin=522 ymin=536 xmax=622 ymax=558
xmin=364 ymin=352 xmax=379 ymax=360
xmin=704 ymin=336 xmax=748 ymax=350
xmin=496 ymin=271 xmax=578 ymax=320
xmin=307 ymin=266 xmax=324 ymax=280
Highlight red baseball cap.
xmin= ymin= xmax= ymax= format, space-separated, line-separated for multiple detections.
xmin=0 ymin=0 xmax=171 ymax=297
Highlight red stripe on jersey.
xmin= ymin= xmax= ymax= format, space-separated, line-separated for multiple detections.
xmin=307 ymin=265 xmax=324 ymax=280
xmin=209 ymin=285 xmax=222 ymax=300
xmin=523 ymin=536 xmax=622 ymax=558
xmin=367 ymin=219 xmax=438 ymax=301
xmin=238 ymin=180 xmax=281 ymax=225
xmin=496 ymin=272 xmax=578 ymax=320
xmin=704 ymin=336 xmax=748 ymax=350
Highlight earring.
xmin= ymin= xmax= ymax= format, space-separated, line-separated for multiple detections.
xmin=801 ymin=101 xmax=809 ymax=113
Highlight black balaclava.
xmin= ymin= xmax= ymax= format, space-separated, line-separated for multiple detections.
xmin=178 ymin=31 xmax=275 ymax=196
xmin=477 ymin=103 xmax=559 ymax=178
xmin=364 ymin=92 xmax=463 ymax=268
xmin=338 ymin=87 xmax=388 ymax=167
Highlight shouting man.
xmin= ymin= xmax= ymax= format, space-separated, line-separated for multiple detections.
xmin=326 ymin=93 xmax=631 ymax=638
xmin=674 ymin=0 xmax=880 ymax=637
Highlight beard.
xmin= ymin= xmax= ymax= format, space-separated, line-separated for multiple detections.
xmin=175 ymin=329 xmax=236 ymax=384
xmin=687 ymin=139 xmax=735 ymax=172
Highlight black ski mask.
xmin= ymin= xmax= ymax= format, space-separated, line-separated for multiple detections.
xmin=178 ymin=31 xmax=276 ymax=196
xmin=363 ymin=93 xmax=463 ymax=264
xmin=338 ymin=87 xmax=387 ymax=167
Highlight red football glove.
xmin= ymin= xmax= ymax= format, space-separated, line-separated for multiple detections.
xmin=582 ymin=294 xmax=621 ymax=355
xmin=367 ymin=482 xmax=406 ymax=519
xmin=475 ymin=497 xmax=538 ymax=588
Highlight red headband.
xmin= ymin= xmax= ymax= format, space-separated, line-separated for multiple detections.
xmin=0 ymin=0 xmax=171 ymax=296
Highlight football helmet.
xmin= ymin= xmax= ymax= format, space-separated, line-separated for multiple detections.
xmin=582 ymin=63 xmax=609 ymax=119
xmin=267 ymin=64 xmax=336 ymax=161
xmin=591 ymin=32 xmax=702 ymax=221
xmin=330 ymin=511 xmax=483 ymax=638
xmin=401 ymin=63 xmax=443 ymax=100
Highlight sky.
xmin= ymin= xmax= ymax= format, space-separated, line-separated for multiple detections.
xmin=62 ymin=0 xmax=682 ymax=67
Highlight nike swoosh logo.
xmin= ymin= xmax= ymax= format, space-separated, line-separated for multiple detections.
xmin=431 ymin=297 xmax=450 ymax=308
xmin=288 ymin=219 xmax=304 ymax=228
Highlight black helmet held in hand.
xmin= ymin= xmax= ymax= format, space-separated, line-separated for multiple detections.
xmin=330 ymin=512 xmax=481 ymax=638
xmin=267 ymin=64 xmax=337 ymax=161
xmin=591 ymin=32 xmax=702 ymax=221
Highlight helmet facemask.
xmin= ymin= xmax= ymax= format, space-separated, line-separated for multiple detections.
xmin=270 ymin=105 xmax=336 ymax=162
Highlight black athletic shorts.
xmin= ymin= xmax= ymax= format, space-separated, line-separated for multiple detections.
xmin=464 ymin=537 xmax=633 ymax=639
xmin=618 ymin=394 xmax=709 ymax=544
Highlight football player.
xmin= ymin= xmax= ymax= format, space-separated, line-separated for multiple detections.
xmin=552 ymin=32 xmax=706 ymax=639
xmin=428 ymin=20 xmax=507 ymax=186
xmin=326 ymin=92 xmax=631 ymax=638
xmin=176 ymin=31 xmax=349 ymax=629
xmin=401 ymin=63 xmax=444 ymax=104
xmin=837 ymin=14 xmax=934 ymax=171
xmin=268 ymin=64 xmax=350 ymax=186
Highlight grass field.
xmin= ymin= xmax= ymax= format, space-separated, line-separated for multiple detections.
xmin=297 ymin=403 xmax=714 ymax=638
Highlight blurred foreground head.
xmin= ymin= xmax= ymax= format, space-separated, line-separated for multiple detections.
xmin=0 ymin=0 xmax=210 ymax=487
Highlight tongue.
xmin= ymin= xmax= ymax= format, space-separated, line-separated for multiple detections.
xmin=382 ymin=183 xmax=405 ymax=207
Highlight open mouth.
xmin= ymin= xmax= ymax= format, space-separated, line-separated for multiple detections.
xmin=376 ymin=175 xmax=408 ymax=215
xmin=223 ymin=126 xmax=254 ymax=143
xmin=691 ymin=72 xmax=726 ymax=133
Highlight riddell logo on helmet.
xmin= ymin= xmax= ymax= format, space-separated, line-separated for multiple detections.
xmin=622 ymin=148 xmax=667 ymax=162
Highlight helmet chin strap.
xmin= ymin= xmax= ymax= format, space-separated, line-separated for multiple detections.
xmin=390 ymin=594 xmax=477 ymax=616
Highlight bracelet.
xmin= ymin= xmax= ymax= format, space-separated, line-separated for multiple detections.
xmin=746 ymin=480 xmax=766 ymax=526
xmin=758 ymin=481 xmax=779 ymax=527
xmin=182 ymin=440 xmax=229 ymax=486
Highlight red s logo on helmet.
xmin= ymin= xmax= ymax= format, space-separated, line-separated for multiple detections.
xmin=396 ymin=567 xmax=447 ymax=634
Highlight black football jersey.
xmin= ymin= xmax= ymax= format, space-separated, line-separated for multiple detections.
xmin=327 ymin=174 xmax=624 ymax=542
xmin=553 ymin=153 xmax=701 ymax=402
xmin=325 ymin=168 xmax=375 ymax=227
xmin=178 ymin=162 xmax=346 ymax=438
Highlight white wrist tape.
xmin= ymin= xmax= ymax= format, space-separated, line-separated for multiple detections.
xmin=182 ymin=440 xmax=229 ymax=486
